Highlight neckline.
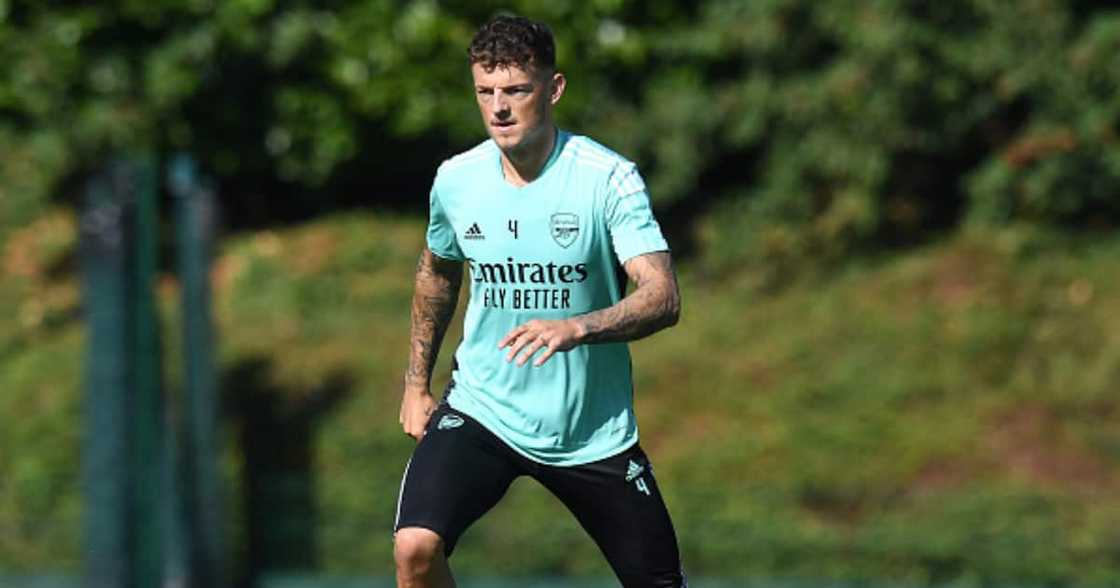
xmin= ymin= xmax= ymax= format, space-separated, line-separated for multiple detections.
xmin=497 ymin=128 xmax=568 ymax=189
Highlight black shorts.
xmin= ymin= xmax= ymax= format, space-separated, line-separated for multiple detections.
xmin=394 ymin=402 xmax=687 ymax=588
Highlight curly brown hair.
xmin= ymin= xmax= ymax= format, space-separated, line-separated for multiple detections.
xmin=468 ymin=15 xmax=555 ymax=73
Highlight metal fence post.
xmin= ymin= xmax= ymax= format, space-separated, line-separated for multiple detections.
xmin=130 ymin=155 xmax=165 ymax=588
xmin=79 ymin=155 xmax=166 ymax=588
xmin=169 ymin=154 xmax=225 ymax=587
xmin=80 ymin=161 xmax=134 ymax=588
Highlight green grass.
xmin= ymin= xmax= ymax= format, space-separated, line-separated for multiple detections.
xmin=1 ymin=210 xmax=1119 ymax=585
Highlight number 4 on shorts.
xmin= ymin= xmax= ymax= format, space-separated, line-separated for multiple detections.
xmin=626 ymin=459 xmax=652 ymax=496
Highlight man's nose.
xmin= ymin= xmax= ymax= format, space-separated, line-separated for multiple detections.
xmin=490 ymin=92 xmax=510 ymax=117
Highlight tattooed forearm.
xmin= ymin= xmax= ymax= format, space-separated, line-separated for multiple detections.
xmin=575 ymin=252 xmax=680 ymax=344
xmin=405 ymin=249 xmax=463 ymax=390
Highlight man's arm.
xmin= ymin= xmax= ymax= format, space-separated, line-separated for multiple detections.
xmin=575 ymin=251 xmax=680 ymax=343
xmin=499 ymin=251 xmax=680 ymax=367
xmin=401 ymin=247 xmax=463 ymax=439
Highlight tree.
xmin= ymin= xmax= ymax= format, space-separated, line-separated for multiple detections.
xmin=1 ymin=0 xmax=1117 ymax=256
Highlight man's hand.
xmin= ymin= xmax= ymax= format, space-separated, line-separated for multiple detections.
xmin=399 ymin=390 xmax=438 ymax=440
xmin=498 ymin=319 xmax=584 ymax=367
xmin=498 ymin=252 xmax=680 ymax=368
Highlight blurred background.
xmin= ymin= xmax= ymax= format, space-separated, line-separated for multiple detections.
xmin=2 ymin=0 xmax=1119 ymax=586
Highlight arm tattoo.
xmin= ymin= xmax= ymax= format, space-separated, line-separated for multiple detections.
xmin=575 ymin=252 xmax=680 ymax=344
xmin=405 ymin=249 xmax=463 ymax=390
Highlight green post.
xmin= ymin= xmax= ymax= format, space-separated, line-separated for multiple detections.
xmin=129 ymin=155 xmax=165 ymax=588
xmin=169 ymin=153 xmax=225 ymax=587
xmin=80 ymin=163 xmax=133 ymax=588
xmin=79 ymin=155 xmax=166 ymax=588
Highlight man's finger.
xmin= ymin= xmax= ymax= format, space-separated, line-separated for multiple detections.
xmin=533 ymin=345 xmax=557 ymax=367
xmin=517 ymin=338 xmax=547 ymax=366
xmin=501 ymin=331 xmax=526 ymax=352
xmin=498 ymin=324 xmax=527 ymax=348
xmin=505 ymin=331 xmax=535 ymax=362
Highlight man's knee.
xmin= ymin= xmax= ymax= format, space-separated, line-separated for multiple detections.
xmin=394 ymin=527 xmax=445 ymax=573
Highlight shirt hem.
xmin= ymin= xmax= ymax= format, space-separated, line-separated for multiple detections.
xmin=446 ymin=393 xmax=639 ymax=467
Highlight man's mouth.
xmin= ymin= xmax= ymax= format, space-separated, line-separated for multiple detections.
xmin=492 ymin=120 xmax=516 ymax=129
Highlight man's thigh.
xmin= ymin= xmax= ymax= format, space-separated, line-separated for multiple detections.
xmin=394 ymin=404 xmax=521 ymax=555
xmin=535 ymin=443 xmax=687 ymax=588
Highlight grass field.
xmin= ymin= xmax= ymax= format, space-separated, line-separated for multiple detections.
xmin=2 ymin=209 xmax=1119 ymax=584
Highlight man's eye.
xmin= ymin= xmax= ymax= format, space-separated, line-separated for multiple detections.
xmin=477 ymin=88 xmax=493 ymax=95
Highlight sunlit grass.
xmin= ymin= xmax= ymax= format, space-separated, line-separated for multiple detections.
xmin=1 ymin=210 xmax=1118 ymax=584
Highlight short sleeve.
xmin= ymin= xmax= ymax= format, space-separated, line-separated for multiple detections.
xmin=605 ymin=163 xmax=669 ymax=263
xmin=426 ymin=181 xmax=464 ymax=261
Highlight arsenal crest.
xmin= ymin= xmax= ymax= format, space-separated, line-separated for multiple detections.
xmin=550 ymin=213 xmax=579 ymax=248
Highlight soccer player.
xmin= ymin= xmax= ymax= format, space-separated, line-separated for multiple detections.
xmin=395 ymin=15 xmax=686 ymax=588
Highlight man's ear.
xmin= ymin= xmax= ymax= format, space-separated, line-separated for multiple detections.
xmin=549 ymin=71 xmax=567 ymax=105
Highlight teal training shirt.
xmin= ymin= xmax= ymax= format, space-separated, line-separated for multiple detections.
xmin=426 ymin=130 xmax=669 ymax=466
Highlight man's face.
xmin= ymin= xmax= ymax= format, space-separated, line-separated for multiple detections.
xmin=471 ymin=62 xmax=564 ymax=154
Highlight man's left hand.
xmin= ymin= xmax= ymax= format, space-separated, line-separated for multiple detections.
xmin=498 ymin=319 xmax=584 ymax=367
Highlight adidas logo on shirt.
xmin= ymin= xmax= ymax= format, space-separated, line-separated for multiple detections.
xmin=463 ymin=222 xmax=485 ymax=240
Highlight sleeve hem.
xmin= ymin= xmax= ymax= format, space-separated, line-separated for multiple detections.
xmin=426 ymin=244 xmax=466 ymax=262
xmin=615 ymin=240 xmax=670 ymax=265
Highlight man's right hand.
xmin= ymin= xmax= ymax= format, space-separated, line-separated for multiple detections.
xmin=399 ymin=390 xmax=438 ymax=440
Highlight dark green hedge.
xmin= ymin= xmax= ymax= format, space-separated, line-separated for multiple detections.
xmin=2 ymin=1 xmax=1118 ymax=251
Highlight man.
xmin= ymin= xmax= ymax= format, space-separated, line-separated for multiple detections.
xmin=395 ymin=14 xmax=686 ymax=588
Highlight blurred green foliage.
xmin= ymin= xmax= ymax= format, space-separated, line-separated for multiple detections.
xmin=1 ymin=1 xmax=1118 ymax=251
xmin=3 ymin=0 xmax=1120 ymax=584
xmin=3 ymin=211 xmax=1119 ymax=584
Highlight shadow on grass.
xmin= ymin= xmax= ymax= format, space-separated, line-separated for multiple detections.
xmin=225 ymin=357 xmax=353 ymax=588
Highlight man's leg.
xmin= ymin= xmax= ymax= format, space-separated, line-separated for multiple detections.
xmin=393 ymin=404 xmax=521 ymax=588
xmin=394 ymin=527 xmax=455 ymax=588
xmin=535 ymin=444 xmax=687 ymax=588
